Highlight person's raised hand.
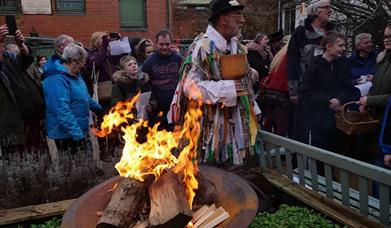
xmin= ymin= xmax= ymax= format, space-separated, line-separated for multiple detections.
xmin=15 ymin=30 xmax=25 ymax=47
xmin=235 ymin=80 xmax=244 ymax=93
xmin=0 ymin=24 xmax=9 ymax=43
xmin=145 ymin=104 xmax=152 ymax=112
xmin=357 ymin=96 xmax=367 ymax=107
xmin=384 ymin=154 xmax=391 ymax=167
xmin=290 ymin=95 xmax=299 ymax=105
xmin=329 ymin=98 xmax=341 ymax=111
xmin=359 ymin=105 xmax=366 ymax=113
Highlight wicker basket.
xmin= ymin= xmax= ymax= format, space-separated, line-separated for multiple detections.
xmin=335 ymin=101 xmax=379 ymax=135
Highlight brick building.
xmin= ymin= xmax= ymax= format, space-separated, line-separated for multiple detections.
xmin=0 ymin=0 xmax=171 ymax=47
xmin=172 ymin=0 xmax=298 ymax=40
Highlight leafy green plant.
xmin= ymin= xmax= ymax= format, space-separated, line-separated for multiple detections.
xmin=30 ymin=217 xmax=61 ymax=228
xmin=250 ymin=204 xmax=342 ymax=228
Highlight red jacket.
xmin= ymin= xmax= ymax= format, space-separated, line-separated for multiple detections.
xmin=266 ymin=54 xmax=288 ymax=92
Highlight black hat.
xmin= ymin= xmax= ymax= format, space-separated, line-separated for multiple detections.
xmin=269 ymin=31 xmax=284 ymax=43
xmin=208 ymin=0 xmax=245 ymax=22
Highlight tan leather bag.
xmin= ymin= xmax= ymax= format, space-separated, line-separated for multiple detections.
xmin=97 ymin=80 xmax=113 ymax=101
xmin=92 ymin=61 xmax=113 ymax=102
xmin=219 ymin=54 xmax=247 ymax=80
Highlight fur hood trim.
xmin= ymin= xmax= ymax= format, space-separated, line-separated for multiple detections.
xmin=112 ymin=70 xmax=149 ymax=84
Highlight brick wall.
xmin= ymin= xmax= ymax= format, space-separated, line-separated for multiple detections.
xmin=172 ymin=0 xmax=279 ymax=40
xmin=172 ymin=5 xmax=209 ymax=40
xmin=0 ymin=0 xmax=169 ymax=47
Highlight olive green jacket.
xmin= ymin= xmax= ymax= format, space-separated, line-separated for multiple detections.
xmin=368 ymin=50 xmax=391 ymax=121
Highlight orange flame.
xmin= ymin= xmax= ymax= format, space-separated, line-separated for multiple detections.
xmin=95 ymin=86 xmax=203 ymax=208
xmin=94 ymin=93 xmax=140 ymax=137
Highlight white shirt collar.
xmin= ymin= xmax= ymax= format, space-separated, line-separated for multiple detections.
xmin=204 ymin=25 xmax=238 ymax=54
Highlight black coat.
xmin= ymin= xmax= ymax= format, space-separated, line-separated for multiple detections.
xmin=247 ymin=50 xmax=271 ymax=79
xmin=0 ymin=52 xmax=44 ymax=145
xmin=300 ymin=56 xmax=360 ymax=131
xmin=287 ymin=18 xmax=334 ymax=96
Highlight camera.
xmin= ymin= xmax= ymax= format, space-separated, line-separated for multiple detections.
xmin=109 ymin=32 xmax=120 ymax=39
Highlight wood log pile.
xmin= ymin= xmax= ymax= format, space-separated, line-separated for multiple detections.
xmin=95 ymin=171 xmax=229 ymax=228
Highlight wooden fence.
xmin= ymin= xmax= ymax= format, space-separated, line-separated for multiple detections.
xmin=259 ymin=131 xmax=391 ymax=226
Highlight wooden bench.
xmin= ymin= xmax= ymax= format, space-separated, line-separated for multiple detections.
xmin=0 ymin=199 xmax=75 ymax=226
xmin=292 ymin=168 xmax=391 ymax=222
xmin=259 ymin=168 xmax=386 ymax=228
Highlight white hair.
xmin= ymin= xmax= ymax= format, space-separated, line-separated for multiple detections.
xmin=306 ymin=0 xmax=330 ymax=16
xmin=62 ymin=43 xmax=87 ymax=63
xmin=55 ymin=35 xmax=74 ymax=49
xmin=5 ymin=44 xmax=19 ymax=54
xmin=355 ymin=33 xmax=372 ymax=47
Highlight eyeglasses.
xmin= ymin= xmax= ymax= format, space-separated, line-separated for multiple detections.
xmin=384 ymin=35 xmax=391 ymax=40
xmin=318 ymin=5 xmax=332 ymax=9
xmin=227 ymin=13 xmax=244 ymax=18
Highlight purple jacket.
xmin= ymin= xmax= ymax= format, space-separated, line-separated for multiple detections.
xmin=86 ymin=37 xmax=124 ymax=82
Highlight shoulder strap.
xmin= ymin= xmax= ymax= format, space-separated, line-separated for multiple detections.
xmin=92 ymin=62 xmax=100 ymax=84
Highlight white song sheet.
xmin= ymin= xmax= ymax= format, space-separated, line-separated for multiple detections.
xmin=109 ymin=37 xmax=131 ymax=55
xmin=136 ymin=92 xmax=152 ymax=119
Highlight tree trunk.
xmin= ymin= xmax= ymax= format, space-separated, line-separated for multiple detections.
xmin=149 ymin=170 xmax=192 ymax=228
xmin=96 ymin=178 xmax=149 ymax=228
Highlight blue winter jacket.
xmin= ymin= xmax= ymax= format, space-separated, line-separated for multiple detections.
xmin=42 ymin=54 xmax=62 ymax=80
xmin=43 ymin=61 xmax=102 ymax=140
xmin=348 ymin=51 xmax=377 ymax=81
xmin=380 ymin=97 xmax=391 ymax=154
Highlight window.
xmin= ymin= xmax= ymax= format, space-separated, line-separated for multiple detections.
xmin=56 ymin=0 xmax=85 ymax=13
xmin=0 ymin=0 xmax=19 ymax=15
xmin=120 ymin=0 xmax=147 ymax=28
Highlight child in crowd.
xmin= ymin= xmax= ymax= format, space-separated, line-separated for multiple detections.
xmin=111 ymin=55 xmax=156 ymax=119
xmin=111 ymin=55 xmax=156 ymax=144
xmin=30 ymin=55 xmax=47 ymax=84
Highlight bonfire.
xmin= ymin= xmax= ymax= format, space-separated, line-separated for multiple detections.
xmin=94 ymin=85 xmax=229 ymax=228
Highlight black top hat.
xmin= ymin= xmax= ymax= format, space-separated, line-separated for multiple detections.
xmin=208 ymin=0 xmax=245 ymax=22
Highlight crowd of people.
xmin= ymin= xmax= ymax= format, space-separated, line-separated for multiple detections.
xmin=0 ymin=0 xmax=390 ymax=171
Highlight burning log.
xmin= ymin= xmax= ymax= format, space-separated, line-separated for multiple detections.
xmin=149 ymin=170 xmax=193 ymax=228
xmin=96 ymin=178 xmax=150 ymax=228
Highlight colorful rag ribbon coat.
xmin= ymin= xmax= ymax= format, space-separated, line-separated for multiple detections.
xmin=169 ymin=25 xmax=262 ymax=165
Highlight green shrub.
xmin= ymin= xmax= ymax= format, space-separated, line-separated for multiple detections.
xmin=250 ymin=204 xmax=342 ymax=228
xmin=29 ymin=217 xmax=61 ymax=228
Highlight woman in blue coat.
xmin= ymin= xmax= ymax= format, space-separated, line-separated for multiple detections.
xmin=43 ymin=43 xmax=102 ymax=153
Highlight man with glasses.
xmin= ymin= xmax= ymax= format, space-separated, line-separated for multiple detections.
xmin=287 ymin=0 xmax=334 ymax=143
xmin=169 ymin=0 xmax=261 ymax=166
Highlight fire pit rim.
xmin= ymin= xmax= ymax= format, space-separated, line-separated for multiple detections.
xmin=62 ymin=165 xmax=258 ymax=228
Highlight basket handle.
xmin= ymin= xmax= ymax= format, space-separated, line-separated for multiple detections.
xmin=340 ymin=101 xmax=359 ymax=125
xmin=340 ymin=101 xmax=378 ymax=125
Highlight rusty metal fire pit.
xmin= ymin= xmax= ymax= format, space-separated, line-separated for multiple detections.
xmin=62 ymin=165 xmax=258 ymax=228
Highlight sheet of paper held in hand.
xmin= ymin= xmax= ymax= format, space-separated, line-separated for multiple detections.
xmin=109 ymin=37 xmax=131 ymax=55
xmin=355 ymin=82 xmax=372 ymax=96
xmin=136 ymin=92 xmax=152 ymax=119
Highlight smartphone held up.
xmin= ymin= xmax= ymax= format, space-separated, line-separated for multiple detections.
xmin=109 ymin=32 xmax=120 ymax=40
xmin=5 ymin=15 xmax=17 ymax=36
